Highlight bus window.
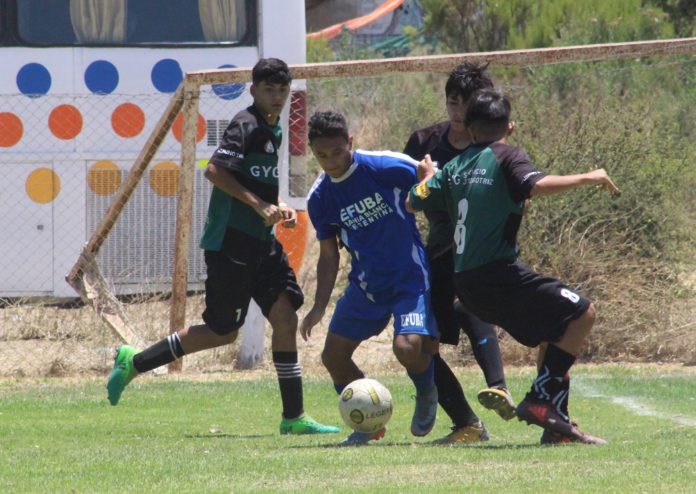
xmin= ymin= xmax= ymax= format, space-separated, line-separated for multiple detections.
xmin=16 ymin=0 xmax=249 ymax=46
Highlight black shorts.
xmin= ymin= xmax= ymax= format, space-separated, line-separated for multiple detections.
xmin=427 ymin=246 xmax=460 ymax=345
xmin=454 ymin=260 xmax=591 ymax=348
xmin=202 ymin=228 xmax=304 ymax=335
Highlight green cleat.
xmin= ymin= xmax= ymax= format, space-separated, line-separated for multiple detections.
xmin=279 ymin=414 xmax=340 ymax=435
xmin=107 ymin=345 xmax=138 ymax=406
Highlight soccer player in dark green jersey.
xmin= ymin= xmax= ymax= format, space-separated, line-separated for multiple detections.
xmin=408 ymin=89 xmax=618 ymax=444
xmin=404 ymin=63 xmax=514 ymax=444
xmin=106 ymin=58 xmax=339 ymax=436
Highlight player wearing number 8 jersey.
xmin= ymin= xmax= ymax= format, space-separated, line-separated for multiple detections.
xmin=408 ymin=89 xmax=619 ymax=444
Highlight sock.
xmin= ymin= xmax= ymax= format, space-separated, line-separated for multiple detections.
xmin=273 ymin=351 xmax=303 ymax=420
xmin=407 ymin=356 xmax=435 ymax=395
xmin=334 ymin=371 xmax=365 ymax=395
xmin=433 ymin=353 xmax=479 ymax=428
xmin=132 ymin=333 xmax=185 ymax=373
xmin=551 ymin=373 xmax=571 ymax=423
xmin=456 ymin=304 xmax=506 ymax=388
xmin=528 ymin=344 xmax=576 ymax=402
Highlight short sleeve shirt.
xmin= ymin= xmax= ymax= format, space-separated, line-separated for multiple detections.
xmin=307 ymin=150 xmax=430 ymax=303
xmin=200 ymin=105 xmax=282 ymax=250
xmin=408 ymin=142 xmax=546 ymax=272
xmin=403 ymin=122 xmax=465 ymax=250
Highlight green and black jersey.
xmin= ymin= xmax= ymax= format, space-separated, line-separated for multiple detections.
xmin=408 ymin=142 xmax=546 ymax=272
xmin=403 ymin=122 xmax=465 ymax=252
xmin=200 ymin=105 xmax=282 ymax=250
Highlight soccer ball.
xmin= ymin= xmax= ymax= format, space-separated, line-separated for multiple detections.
xmin=339 ymin=378 xmax=393 ymax=433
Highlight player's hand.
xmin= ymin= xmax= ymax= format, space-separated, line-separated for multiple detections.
xmin=257 ymin=202 xmax=283 ymax=226
xmin=279 ymin=203 xmax=297 ymax=228
xmin=507 ymin=120 xmax=517 ymax=136
xmin=417 ymin=154 xmax=437 ymax=181
xmin=588 ymin=168 xmax=620 ymax=195
xmin=299 ymin=306 xmax=325 ymax=341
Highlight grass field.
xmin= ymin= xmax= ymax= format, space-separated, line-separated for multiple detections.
xmin=1 ymin=364 xmax=695 ymax=493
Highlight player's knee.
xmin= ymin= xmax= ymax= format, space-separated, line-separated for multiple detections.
xmin=581 ymin=303 xmax=597 ymax=330
xmin=321 ymin=347 xmax=339 ymax=373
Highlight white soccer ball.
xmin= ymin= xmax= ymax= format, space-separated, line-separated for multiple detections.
xmin=339 ymin=378 xmax=393 ymax=433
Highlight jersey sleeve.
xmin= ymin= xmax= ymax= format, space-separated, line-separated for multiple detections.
xmin=408 ymin=169 xmax=447 ymax=213
xmin=307 ymin=183 xmax=339 ymax=241
xmin=494 ymin=144 xmax=547 ymax=202
xmin=208 ymin=117 xmax=255 ymax=173
xmin=359 ymin=151 xmax=419 ymax=191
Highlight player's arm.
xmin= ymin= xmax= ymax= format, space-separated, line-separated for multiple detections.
xmin=204 ymin=164 xmax=282 ymax=226
xmin=299 ymin=236 xmax=340 ymax=341
xmin=530 ymin=169 xmax=619 ymax=197
xmin=405 ymin=154 xmax=439 ymax=213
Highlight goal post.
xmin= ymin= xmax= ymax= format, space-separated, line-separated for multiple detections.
xmin=67 ymin=37 xmax=696 ymax=370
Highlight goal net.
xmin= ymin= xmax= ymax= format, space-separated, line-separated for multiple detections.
xmin=58 ymin=37 xmax=696 ymax=373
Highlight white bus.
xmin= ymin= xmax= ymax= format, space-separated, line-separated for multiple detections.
xmin=0 ymin=0 xmax=309 ymax=298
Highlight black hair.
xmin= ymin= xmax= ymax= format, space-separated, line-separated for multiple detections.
xmin=308 ymin=111 xmax=349 ymax=143
xmin=464 ymin=89 xmax=511 ymax=141
xmin=445 ymin=62 xmax=494 ymax=101
xmin=252 ymin=58 xmax=291 ymax=86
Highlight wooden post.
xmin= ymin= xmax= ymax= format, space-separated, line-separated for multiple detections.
xmin=168 ymin=81 xmax=200 ymax=372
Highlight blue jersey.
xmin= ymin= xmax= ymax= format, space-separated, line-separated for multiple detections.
xmin=307 ymin=150 xmax=430 ymax=303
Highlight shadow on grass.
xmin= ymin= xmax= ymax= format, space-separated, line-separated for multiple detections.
xmin=288 ymin=440 xmax=543 ymax=450
xmin=185 ymin=432 xmax=274 ymax=440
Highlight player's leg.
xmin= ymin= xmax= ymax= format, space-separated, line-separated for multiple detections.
xmin=455 ymin=302 xmax=516 ymax=421
xmin=392 ymin=292 xmax=441 ymax=437
xmin=426 ymin=250 xmax=487 ymax=440
xmin=258 ymin=239 xmax=339 ymax=435
xmin=455 ymin=261 xmax=605 ymax=444
xmin=106 ymin=249 xmax=245 ymax=405
xmin=325 ymin=284 xmax=391 ymax=445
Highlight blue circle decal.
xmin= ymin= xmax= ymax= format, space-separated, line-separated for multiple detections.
xmin=85 ymin=60 xmax=119 ymax=94
xmin=17 ymin=63 xmax=51 ymax=98
xmin=212 ymin=64 xmax=245 ymax=100
xmin=151 ymin=59 xmax=183 ymax=93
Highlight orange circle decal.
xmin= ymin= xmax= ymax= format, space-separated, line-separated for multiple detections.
xmin=88 ymin=161 xmax=121 ymax=196
xmin=171 ymin=112 xmax=206 ymax=143
xmin=112 ymin=103 xmax=145 ymax=138
xmin=26 ymin=168 xmax=61 ymax=203
xmin=49 ymin=104 xmax=83 ymax=140
xmin=149 ymin=162 xmax=180 ymax=197
xmin=0 ymin=112 xmax=24 ymax=147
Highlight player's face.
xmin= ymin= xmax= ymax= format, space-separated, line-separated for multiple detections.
xmin=310 ymin=135 xmax=353 ymax=178
xmin=446 ymin=93 xmax=467 ymax=131
xmin=251 ymin=81 xmax=290 ymax=124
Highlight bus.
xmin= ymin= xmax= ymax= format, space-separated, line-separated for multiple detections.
xmin=0 ymin=0 xmax=309 ymax=298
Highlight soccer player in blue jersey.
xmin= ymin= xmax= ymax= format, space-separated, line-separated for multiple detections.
xmin=106 ymin=58 xmax=338 ymax=436
xmin=300 ymin=110 xmax=440 ymax=446
xmin=408 ymin=89 xmax=617 ymax=444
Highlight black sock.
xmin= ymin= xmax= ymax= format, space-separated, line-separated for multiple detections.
xmin=528 ymin=344 xmax=575 ymax=402
xmin=552 ymin=373 xmax=571 ymax=422
xmin=456 ymin=303 xmax=506 ymax=388
xmin=273 ymin=351 xmax=303 ymax=420
xmin=433 ymin=353 xmax=478 ymax=428
xmin=132 ymin=333 xmax=185 ymax=373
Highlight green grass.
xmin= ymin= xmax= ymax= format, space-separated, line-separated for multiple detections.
xmin=1 ymin=365 xmax=695 ymax=493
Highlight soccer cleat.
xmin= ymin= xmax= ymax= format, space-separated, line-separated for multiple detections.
xmin=411 ymin=386 xmax=438 ymax=437
xmin=279 ymin=414 xmax=340 ymax=435
xmin=106 ymin=345 xmax=138 ymax=406
xmin=477 ymin=387 xmax=516 ymax=421
xmin=432 ymin=421 xmax=490 ymax=445
xmin=540 ymin=422 xmax=607 ymax=445
xmin=339 ymin=427 xmax=386 ymax=446
xmin=515 ymin=397 xmax=577 ymax=436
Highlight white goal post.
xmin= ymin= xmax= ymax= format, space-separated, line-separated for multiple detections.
xmin=66 ymin=37 xmax=696 ymax=370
